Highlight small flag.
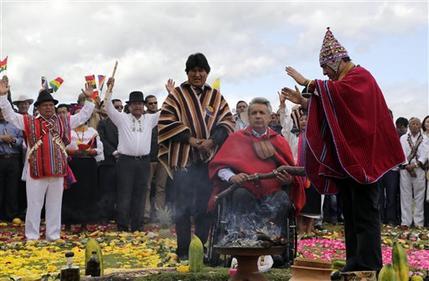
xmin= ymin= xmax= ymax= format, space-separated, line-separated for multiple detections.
xmin=49 ymin=77 xmax=64 ymax=92
xmin=85 ymin=74 xmax=99 ymax=99
xmin=0 ymin=57 xmax=8 ymax=73
xmin=41 ymin=76 xmax=49 ymax=90
xmin=211 ymin=78 xmax=220 ymax=90
xmin=98 ymin=75 xmax=106 ymax=92
xmin=85 ymin=75 xmax=97 ymax=89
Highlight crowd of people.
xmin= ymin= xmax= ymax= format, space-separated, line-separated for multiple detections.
xmin=0 ymin=28 xmax=427 ymax=274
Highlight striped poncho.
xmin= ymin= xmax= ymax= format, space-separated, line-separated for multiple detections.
xmin=158 ymin=82 xmax=235 ymax=175
xmin=24 ymin=114 xmax=72 ymax=179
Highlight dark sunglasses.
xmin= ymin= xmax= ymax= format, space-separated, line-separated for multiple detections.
xmin=147 ymin=102 xmax=158 ymax=105
xmin=114 ymin=105 xmax=124 ymax=109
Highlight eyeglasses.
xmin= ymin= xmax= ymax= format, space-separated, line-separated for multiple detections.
xmin=114 ymin=105 xmax=124 ymax=109
xmin=147 ymin=102 xmax=157 ymax=105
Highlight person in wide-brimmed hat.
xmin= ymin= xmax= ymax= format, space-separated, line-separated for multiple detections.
xmin=104 ymin=82 xmax=160 ymax=232
xmin=0 ymin=81 xmax=97 ymax=241
xmin=13 ymin=95 xmax=34 ymax=115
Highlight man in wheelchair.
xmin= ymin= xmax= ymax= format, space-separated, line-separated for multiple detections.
xmin=207 ymin=97 xmax=305 ymax=266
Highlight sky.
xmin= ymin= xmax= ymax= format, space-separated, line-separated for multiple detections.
xmin=0 ymin=0 xmax=427 ymax=120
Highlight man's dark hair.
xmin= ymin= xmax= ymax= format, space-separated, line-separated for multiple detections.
xmin=185 ymin=53 xmax=210 ymax=74
xmin=56 ymin=104 xmax=69 ymax=112
xmin=395 ymin=117 xmax=409 ymax=127
xmin=144 ymin=95 xmax=156 ymax=103
xmin=422 ymin=115 xmax=429 ymax=132
xmin=112 ymin=99 xmax=122 ymax=104
xmin=342 ymin=57 xmax=351 ymax=62
xmin=236 ymin=100 xmax=247 ymax=107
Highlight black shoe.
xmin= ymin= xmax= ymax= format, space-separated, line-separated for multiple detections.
xmin=178 ymin=255 xmax=189 ymax=262
xmin=272 ymin=255 xmax=286 ymax=268
xmin=331 ymin=270 xmax=342 ymax=280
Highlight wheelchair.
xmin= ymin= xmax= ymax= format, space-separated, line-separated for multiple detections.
xmin=206 ymin=188 xmax=298 ymax=268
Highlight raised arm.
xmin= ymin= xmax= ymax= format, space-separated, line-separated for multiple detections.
xmin=70 ymin=82 xmax=96 ymax=129
xmin=104 ymin=78 xmax=125 ymax=127
xmin=0 ymin=79 xmax=24 ymax=130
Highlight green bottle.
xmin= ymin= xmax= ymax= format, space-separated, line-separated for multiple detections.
xmin=85 ymin=251 xmax=101 ymax=277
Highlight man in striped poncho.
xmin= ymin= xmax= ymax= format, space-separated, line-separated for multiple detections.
xmin=158 ymin=53 xmax=235 ymax=260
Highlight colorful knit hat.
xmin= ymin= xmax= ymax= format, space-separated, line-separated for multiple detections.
xmin=319 ymin=27 xmax=349 ymax=71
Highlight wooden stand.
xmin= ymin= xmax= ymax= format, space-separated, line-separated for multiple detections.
xmin=215 ymin=246 xmax=285 ymax=281
xmin=289 ymin=258 xmax=332 ymax=281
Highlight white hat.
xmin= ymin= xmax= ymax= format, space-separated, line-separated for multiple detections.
xmin=13 ymin=95 xmax=34 ymax=105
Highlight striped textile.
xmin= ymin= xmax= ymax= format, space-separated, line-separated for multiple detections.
xmin=158 ymin=82 xmax=235 ymax=174
xmin=24 ymin=114 xmax=72 ymax=178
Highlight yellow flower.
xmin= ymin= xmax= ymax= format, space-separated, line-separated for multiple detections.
xmin=176 ymin=265 xmax=190 ymax=273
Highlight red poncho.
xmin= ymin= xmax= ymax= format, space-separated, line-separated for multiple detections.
xmin=306 ymin=66 xmax=404 ymax=194
xmin=208 ymin=127 xmax=306 ymax=213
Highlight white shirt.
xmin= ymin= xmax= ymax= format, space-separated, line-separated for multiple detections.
xmin=66 ymin=126 xmax=104 ymax=162
xmin=0 ymin=95 xmax=95 ymax=132
xmin=106 ymin=96 xmax=160 ymax=156
xmin=399 ymin=131 xmax=429 ymax=165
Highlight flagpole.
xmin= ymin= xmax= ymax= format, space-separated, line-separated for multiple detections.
xmin=103 ymin=61 xmax=118 ymax=104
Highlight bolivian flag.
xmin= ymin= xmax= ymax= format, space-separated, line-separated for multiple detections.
xmin=0 ymin=57 xmax=8 ymax=73
xmin=85 ymin=74 xmax=99 ymax=99
xmin=49 ymin=77 xmax=64 ymax=92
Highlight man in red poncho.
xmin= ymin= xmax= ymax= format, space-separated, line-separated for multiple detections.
xmin=282 ymin=28 xmax=404 ymax=273
xmin=208 ymin=97 xmax=305 ymax=235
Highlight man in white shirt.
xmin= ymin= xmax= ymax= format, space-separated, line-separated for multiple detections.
xmin=105 ymin=81 xmax=160 ymax=231
xmin=399 ymin=117 xmax=428 ymax=228
xmin=0 ymin=81 xmax=95 ymax=241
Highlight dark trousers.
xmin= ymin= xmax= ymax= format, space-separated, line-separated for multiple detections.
xmin=116 ymin=155 xmax=150 ymax=231
xmin=379 ymin=170 xmax=400 ymax=225
xmin=338 ymin=178 xmax=382 ymax=272
xmin=98 ymin=163 xmax=117 ymax=221
xmin=173 ymin=163 xmax=212 ymax=258
xmin=0 ymin=157 xmax=21 ymax=221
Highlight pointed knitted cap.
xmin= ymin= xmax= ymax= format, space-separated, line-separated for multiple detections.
xmin=319 ymin=27 xmax=349 ymax=68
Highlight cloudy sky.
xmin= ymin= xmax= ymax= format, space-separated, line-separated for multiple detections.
xmin=1 ymin=0 xmax=427 ymax=119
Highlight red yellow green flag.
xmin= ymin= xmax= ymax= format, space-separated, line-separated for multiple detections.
xmin=85 ymin=74 xmax=99 ymax=99
xmin=49 ymin=77 xmax=64 ymax=92
xmin=0 ymin=57 xmax=8 ymax=73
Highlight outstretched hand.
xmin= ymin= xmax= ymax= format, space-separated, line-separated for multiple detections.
xmin=285 ymin=66 xmax=308 ymax=86
xmin=278 ymin=91 xmax=286 ymax=108
xmin=0 ymin=79 xmax=10 ymax=96
xmin=106 ymin=77 xmax=115 ymax=92
xmin=281 ymin=86 xmax=305 ymax=105
xmin=165 ymin=79 xmax=175 ymax=94
xmin=81 ymin=82 xmax=95 ymax=99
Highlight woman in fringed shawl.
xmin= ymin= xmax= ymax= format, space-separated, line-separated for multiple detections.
xmin=282 ymin=28 xmax=404 ymax=273
xmin=158 ymin=53 xmax=235 ymax=260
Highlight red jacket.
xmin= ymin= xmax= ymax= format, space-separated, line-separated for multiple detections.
xmin=208 ymin=127 xmax=305 ymax=213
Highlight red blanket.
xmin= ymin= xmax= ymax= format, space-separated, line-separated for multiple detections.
xmin=306 ymin=66 xmax=404 ymax=194
xmin=208 ymin=127 xmax=306 ymax=213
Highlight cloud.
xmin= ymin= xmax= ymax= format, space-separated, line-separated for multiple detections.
xmin=1 ymin=0 xmax=426 ymax=121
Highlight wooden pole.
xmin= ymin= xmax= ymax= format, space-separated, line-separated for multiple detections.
xmin=103 ymin=61 xmax=118 ymax=104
